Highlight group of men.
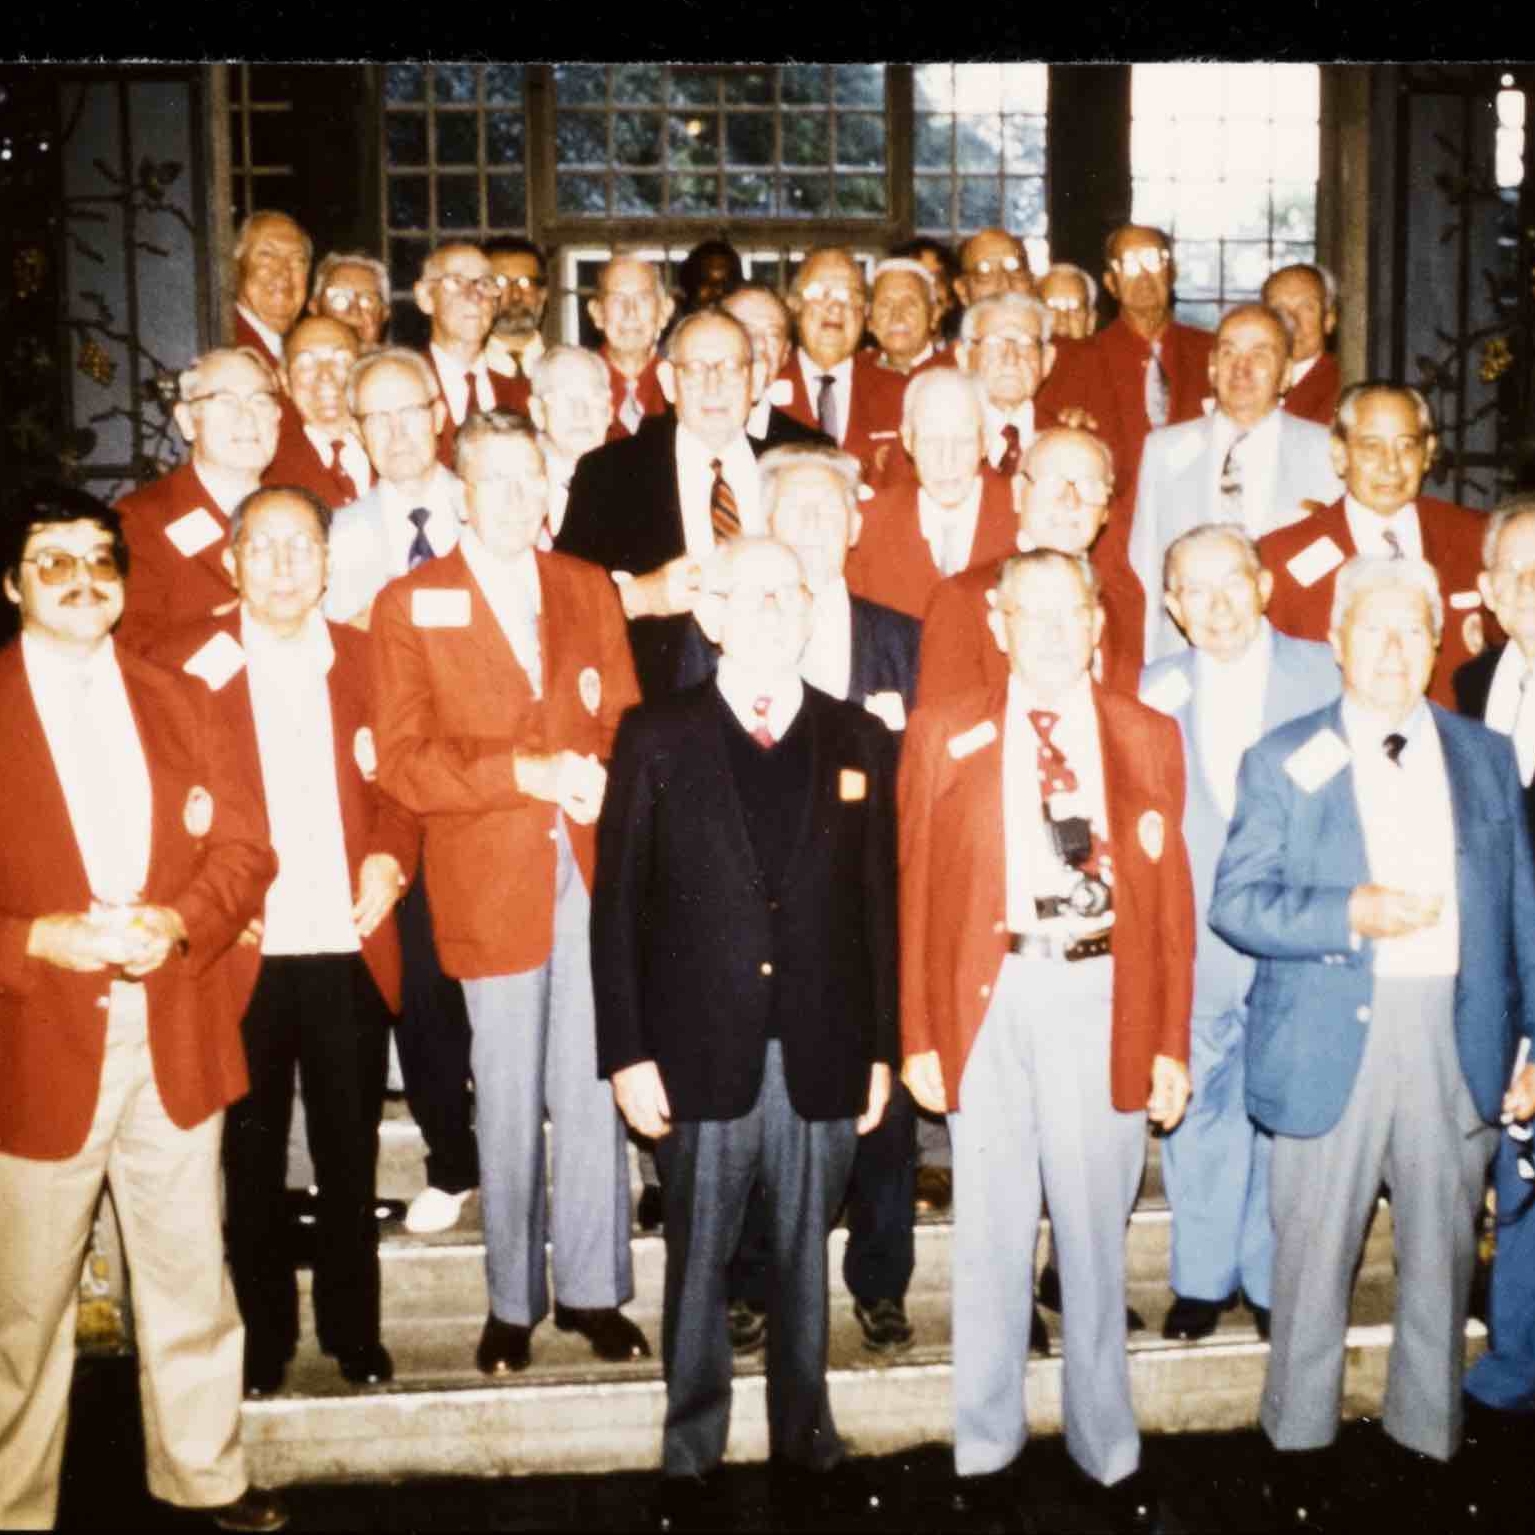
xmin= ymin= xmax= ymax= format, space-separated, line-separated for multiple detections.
xmin=3 ymin=201 xmax=1534 ymax=1535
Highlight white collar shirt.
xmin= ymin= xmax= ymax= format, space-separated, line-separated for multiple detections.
xmin=378 ymin=468 xmax=462 ymax=577
xmin=1211 ymin=407 xmax=1284 ymax=538
xmin=716 ymin=656 xmax=804 ymax=742
xmin=1483 ymin=641 xmax=1535 ymax=787
xmin=1289 ymin=352 xmax=1321 ymax=388
xmin=1194 ymin=621 xmax=1274 ymax=820
xmin=674 ymin=423 xmax=762 ymax=558
xmin=236 ymin=303 xmax=285 ymax=363
xmin=799 ymin=578 xmax=853 ymax=701
xmin=191 ymin=462 xmax=254 ymax=521
xmin=918 ymin=478 xmax=984 ymax=577
xmin=486 ymin=331 xmax=545 ymax=380
xmin=797 ymin=349 xmax=854 ymax=447
xmin=430 ymin=342 xmax=497 ymax=426
xmin=460 ymin=528 xmax=542 ymax=696
xmin=1344 ymin=495 xmax=1423 ymax=560
xmin=539 ymin=444 xmax=576 ymax=552
xmin=302 ymin=423 xmax=373 ymax=497
xmin=984 ymin=399 xmax=1037 ymax=470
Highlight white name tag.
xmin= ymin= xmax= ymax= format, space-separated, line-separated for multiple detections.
xmin=181 ymin=630 xmax=245 ymax=692
xmin=867 ymin=429 xmax=899 ymax=441
xmin=1285 ymin=535 xmax=1346 ymax=589
xmin=864 ymin=691 xmax=907 ymax=732
xmin=412 ymin=588 xmax=472 ymax=628
xmin=1449 ymin=589 xmax=1481 ymax=611
xmin=164 ymin=507 xmax=224 ymax=559
xmin=1140 ymin=667 xmax=1193 ymax=716
xmin=766 ymin=377 xmax=794 ymax=407
xmin=946 ymin=719 xmax=998 ymax=760
xmin=1283 ymin=728 xmax=1352 ymax=793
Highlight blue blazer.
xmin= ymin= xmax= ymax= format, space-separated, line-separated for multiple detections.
xmin=1208 ymin=699 xmax=1535 ymax=1138
xmin=1141 ymin=627 xmax=1341 ymax=1021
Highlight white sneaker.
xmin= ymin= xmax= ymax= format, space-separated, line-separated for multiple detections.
xmin=404 ymin=1186 xmax=472 ymax=1234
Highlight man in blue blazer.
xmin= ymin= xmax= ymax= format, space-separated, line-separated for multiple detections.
xmin=1141 ymin=524 xmax=1340 ymax=1344
xmin=1210 ymin=554 xmax=1535 ymax=1520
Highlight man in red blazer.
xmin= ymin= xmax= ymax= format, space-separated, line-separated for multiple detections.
xmin=0 ymin=487 xmax=280 ymax=1532
xmin=900 ymin=548 xmax=1193 ymax=1532
xmin=1258 ymin=383 xmax=1490 ymax=707
xmin=1263 ymin=263 xmax=1342 ymax=428
xmin=484 ymin=236 xmax=548 ymax=401
xmin=957 ymin=292 xmax=1061 ymax=476
xmin=232 ymin=210 xmax=312 ymax=372
xmin=1037 ymin=224 xmax=1214 ymax=495
xmin=147 ymin=486 xmax=419 ymax=1398
xmin=845 ymin=369 xmax=1016 ymax=620
xmin=371 ymin=412 xmax=648 ymax=1376
xmin=917 ymin=427 xmax=1144 ymax=706
xmin=589 ymin=254 xmax=673 ymax=439
xmin=778 ymin=246 xmax=907 ymax=481
xmin=868 ymin=258 xmax=948 ymax=377
xmin=262 ymin=317 xmax=371 ymax=509
xmin=116 ymin=346 xmax=283 ymax=651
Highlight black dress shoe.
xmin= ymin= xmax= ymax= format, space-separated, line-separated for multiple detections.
xmin=649 ymin=1473 xmax=716 ymax=1532
xmin=476 ymin=1312 xmax=532 ymax=1375
xmin=769 ymin=1457 xmax=881 ymax=1527
xmin=336 ymin=1341 xmax=394 ymax=1386
xmin=553 ymin=1303 xmax=651 ymax=1361
xmin=727 ymin=1297 xmax=767 ymax=1354
xmin=1099 ymin=1467 xmax=1163 ymax=1533
xmin=1161 ymin=1291 xmax=1236 ymax=1341
xmin=209 ymin=1487 xmax=290 ymax=1532
xmin=373 ymin=1196 xmax=408 ymax=1226
xmin=1262 ymin=1445 xmax=1340 ymax=1531
xmin=636 ymin=1183 xmax=664 ymax=1231
xmin=1040 ymin=1265 xmax=1145 ymax=1332
xmin=853 ymin=1296 xmax=914 ymax=1353
xmin=949 ymin=1466 xmax=1026 ymax=1533
xmin=242 ymin=1354 xmax=286 ymax=1399
xmin=1030 ymin=1304 xmax=1051 ymax=1355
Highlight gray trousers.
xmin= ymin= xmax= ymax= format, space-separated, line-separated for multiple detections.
xmin=655 ymin=1041 xmax=857 ymax=1477
xmin=1263 ymin=976 xmax=1497 ymax=1461
xmin=951 ymin=954 xmax=1145 ymax=1486
xmin=460 ymin=819 xmax=633 ymax=1325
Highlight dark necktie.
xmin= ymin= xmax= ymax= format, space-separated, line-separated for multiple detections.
xmin=330 ymin=439 xmax=358 ymax=504
xmin=1383 ymin=732 xmax=1407 ymax=765
xmin=997 ymin=422 xmax=1022 ymax=478
xmin=1382 ymin=529 xmax=1405 ymax=560
xmin=407 ymin=507 xmax=434 ymax=571
xmin=750 ymin=695 xmax=775 ymax=749
xmin=710 ymin=457 xmax=741 ymax=541
xmin=1145 ymin=340 xmax=1170 ymax=428
xmin=463 ymin=371 xmax=478 ymax=425
xmin=816 ymin=373 xmax=840 ymax=442
xmin=1220 ymin=431 xmax=1249 ymax=526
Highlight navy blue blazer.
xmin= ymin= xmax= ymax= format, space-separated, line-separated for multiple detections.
xmin=1209 ymin=698 xmax=1535 ymax=1138
xmin=1454 ymin=644 xmax=1535 ymax=845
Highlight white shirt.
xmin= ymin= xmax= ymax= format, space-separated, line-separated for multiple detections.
xmin=1289 ymin=352 xmax=1321 ymax=388
xmin=23 ymin=635 xmax=152 ymax=907
xmin=486 ymin=331 xmax=545 ymax=380
xmin=236 ymin=303 xmax=285 ymax=363
xmin=540 ymin=443 xmax=576 ymax=552
xmin=1482 ymin=641 xmax=1535 ymax=787
xmin=797 ymin=349 xmax=853 ymax=447
xmin=918 ymin=479 xmax=984 ymax=577
xmin=379 ymin=468 xmax=462 ymax=577
xmin=716 ymin=656 xmax=805 ymax=741
xmin=460 ymin=528 xmax=542 ymax=696
xmin=430 ymin=342 xmax=498 ymax=426
xmin=1344 ymin=495 xmax=1423 ymax=560
xmin=302 ymin=423 xmax=373 ymax=498
xmin=800 ymin=579 xmax=853 ymax=701
xmin=242 ymin=609 xmax=359 ymax=956
xmin=984 ymin=399 xmax=1037 ymax=470
xmin=191 ymin=461 xmax=255 ymax=520
xmin=674 ymin=423 xmax=763 ymax=558
xmin=1342 ymin=696 xmax=1459 ymax=976
xmin=1194 ymin=621 xmax=1273 ymax=820
xmin=1210 ymin=407 xmax=1283 ymax=538
xmin=1002 ymin=672 xmax=1110 ymax=937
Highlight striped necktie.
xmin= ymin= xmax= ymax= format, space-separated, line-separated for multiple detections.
xmin=710 ymin=458 xmax=741 ymax=541
xmin=1220 ymin=431 xmax=1249 ymax=526
xmin=1145 ymin=340 xmax=1170 ymax=428
xmin=816 ymin=373 xmax=840 ymax=441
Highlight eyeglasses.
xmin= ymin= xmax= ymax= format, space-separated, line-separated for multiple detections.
xmin=499 ymin=274 xmax=544 ymax=295
xmin=965 ymin=255 xmax=1024 ymax=278
xmin=1349 ymin=435 xmax=1429 ymax=465
xmin=1044 ymin=296 xmax=1085 ymax=315
xmin=1020 ymin=469 xmax=1112 ymax=508
xmin=673 ymin=359 xmax=751 ymax=388
xmin=709 ymin=581 xmax=811 ymax=612
xmin=237 ymin=533 xmax=324 ymax=567
xmin=432 ymin=273 xmax=507 ymax=301
xmin=974 ymin=335 xmax=1042 ymax=363
xmin=1171 ymin=573 xmax=1260 ymax=608
xmin=1112 ymin=248 xmax=1171 ymax=278
xmin=21 ymin=548 xmax=122 ymax=585
xmin=287 ymin=349 xmax=354 ymax=376
xmin=995 ymin=603 xmax=1094 ymax=631
xmin=799 ymin=282 xmax=863 ymax=308
xmin=185 ymin=389 xmax=283 ymax=419
xmin=358 ymin=402 xmax=435 ymax=434
xmin=322 ymin=285 xmax=384 ymax=315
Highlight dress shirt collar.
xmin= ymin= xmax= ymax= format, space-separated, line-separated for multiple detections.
xmin=459 ymin=526 xmax=540 ymax=614
xmin=1213 ymin=403 xmax=1282 ymax=452
xmin=240 ymin=603 xmax=334 ymax=676
xmin=985 ymin=398 xmax=1036 ymax=438
xmin=676 ymin=419 xmax=754 ymax=475
xmin=486 ymin=331 xmax=545 ymax=378
xmin=1007 ymin=668 xmax=1095 ymax=724
xmin=380 ymin=464 xmax=462 ymax=523
xmin=917 ymin=476 xmax=984 ymax=570
xmin=716 ymin=655 xmax=805 ymax=741
xmin=191 ymin=460 xmax=257 ymax=518
xmin=1194 ymin=616 xmax=1274 ymax=683
xmin=21 ymin=630 xmax=120 ymax=690
xmin=1344 ymin=495 xmax=1421 ymax=558
xmin=747 ymin=396 xmax=774 ymax=440
xmin=302 ymin=421 xmax=360 ymax=462
xmin=236 ymin=303 xmax=285 ymax=362
xmin=798 ymin=348 xmax=852 ymax=391
xmin=800 ymin=578 xmax=853 ymax=700
xmin=1341 ymin=693 xmax=1430 ymax=757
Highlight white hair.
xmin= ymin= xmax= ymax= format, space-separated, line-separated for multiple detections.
xmin=959 ymin=291 xmax=1054 ymax=346
xmin=871 ymin=257 xmax=938 ymax=305
xmin=995 ymin=548 xmax=1101 ymax=607
xmin=1264 ymin=260 xmax=1339 ymax=312
xmin=177 ymin=346 xmax=277 ymax=403
xmin=529 ymin=344 xmax=609 ymax=402
xmin=1329 ymin=554 xmax=1444 ymax=643
xmin=1481 ymin=495 xmax=1535 ymax=570
xmin=901 ymin=366 xmax=989 ymax=435
xmin=234 ymin=209 xmax=313 ymax=266
xmin=345 ymin=346 xmax=441 ymax=414
xmin=1162 ymin=522 xmax=1262 ymax=595
xmin=757 ymin=444 xmax=863 ymax=525
xmin=1333 ymin=382 xmax=1436 ymax=442
xmin=310 ymin=250 xmax=391 ymax=309
xmin=597 ymin=252 xmax=669 ymax=305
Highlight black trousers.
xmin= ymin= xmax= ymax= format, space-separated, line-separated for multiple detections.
xmin=224 ymin=953 xmax=389 ymax=1363
xmin=395 ymin=872 xmax=479 ymax=1194
xmin=730 ymin=1073 xmax=916 ymax=1310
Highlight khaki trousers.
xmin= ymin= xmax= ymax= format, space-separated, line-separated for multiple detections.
xmin=0 ymin=983 xmax=247 ymax=1529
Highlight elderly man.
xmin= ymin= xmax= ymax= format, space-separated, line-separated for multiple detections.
xmin=954 ymin=227 xmax=1035 ymax=308
xmin=1263 ymin=263 xmax=1341 ymax=427
xmin=956 ymin=291 xmax=1059 ymax=476
xmin=308 ymin=251 xmax=389 ymax=348
xmin=891 ymin=235 xmax=962 ymax=344
xmin=558 ymin=308 xmax=765 ymax=699
xmin=373 ymin=413 xmax=646 ymax=1375
xmin=1140 ymin=525 xmax=1340 ymax=1345
xmin=1038 ymin=263 xmax=1099 ymax=342
xmin=414 ymin=243 xmax=527 ymax=467
xmin=918 ymin=427 xmax=1145 ymax=703
xmin=1259 ymin=383 xmax=1490 ymax=707
xmin=778 ymin=246 xmax=906 ymax=477
xmin=901 ymin=548 xmax=1193 ymax=1533
xmin=1209 ymin=554 xmax=1535 ymax=1526
xmin=868 ymin=257 xmax=946 ymax=376
xmin=1131 ymin=303 xmax=1342 ymax=660
xmin=1455 ymin=499 xmax=1535 ymax=1429
xmin=262 ymin=317 xmax=370 ymax=508
xmin=484 ymin=237 xmax=549 ymax=392
xmin=0 ymin=486 xmax=279 ymax=1533
xmin=233 ymin=210 xmax=312 ymax=370
xmin=846 ymin=369 xmax=1015 ymax=620
xmin=594 ymin=535 xmax=896 ymax=1530
xmin=721 ymin=285 xmax=832 ymax=452
xmin=146 ymin=486 xmax=417 ymax=1396
xmin=116 ymin=346 xmax=282 ymax=649
xmin=589 ymin=253 xmax=673 ymax=436
xmin=526 ymin=345 xmax=613 ymax=547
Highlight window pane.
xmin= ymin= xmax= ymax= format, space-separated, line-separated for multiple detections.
xmin=914 ymin=64 xmax=955 ymax=112
xmin=385 ymin=65 xmax=425 ymax=104
xmin=955 ymin=116 xmax=1003 ymax=172
xmin=487 ymin=112 xmax=523 ymax=166
xmin=558 ymin=173 xmax=607 ymax=215
xmin=557 ymin=112 xmax=607 ymax=166
xmin=783 ymin=112 xmax=829 ymax=166
xmin=1224 ymin=179 xmax=1272 ymax=241
xmin=781 ymin=65 xmax=829 ymax=105
xmin=1222 ymin=64 xmax=1275 ymax=120
xmin=487 ymin=174 xmax=525 ymax=228
xmin=553 ymin=64 xmax=607 ymax=105
xmin=668 ymin=69 xmax=718 ymax=108
xmin=613 ymin=112 xmax=662 ymax=167
xmin=837 ymin=113 xmax=885 ymax=169
xmin=668 ymin=172 xmax=719 ymax=214
xmin=1005 ymin=177 xmax=1046 ymax=234
xmin=914 ymin=114 xmax=951 ymax=170
xmin=385 ymin=113 xmax=427 ymax=167
xmin=959 ymin=178 xmax=1003 ymax=228
xmin=437 ymin=176 xmax=479 ymax=230
xmin=834 ymin=64 xmax=885 ymax=108
xmin=484 ymin=65 xmax=523 ymax=105
xmin=723 ymin=70 xmax=773 ymax=106
xmin=1272 ymin=183 xmax=1317 ymax=240
xmin=390 ymin=238 xmax=428 ymax=295
xmin=1176 ymin=240 xmax=1221 ymax=295
xmin=435 ymin=113 xmax=478 ymax=167
xmin=1179 ymin=300 xmax=1222 ymax=331
xmin=1171 ymin=181 xmax=1224 ymax=239
xmin=249 ymin=108 xmax=302 ymax=170
xmin=1003 ymin=115 xmax=1046 ymax=174
xmin=433 ymin=66 xmax=477 ymax=105
xmin=1223 ymin=242 xmax=1272 ymax=295
xmin=668 ymin=113 xmax=719 ymax=170
xmin=1002 ymin=64 xmax=1048 ymax=112
xmin=613 ymin=64 xmax=663 ymax=105
xmin=726 ymin=113 xmax=774 ymax=168
xmin=953 ymin=64 xmax=1004 ymax=114
xmin=836 ymin=173 xmax=886 ymax=216
xmin=1130 ymin=177 xmax=1176 ymax=230
xmin=1272 ymin=64 xmax=1320 ymax=119
xmin=914 ymin=176 xmax=952 ymax=230
xmin=613 ymin=173 xmax=662 ymax=215
xmin=387 ymin=175 xmax=428 ymax=231
xmin=783 ymin=174 xmax=830 ymax=216
xmin=727 ymin=172 xmax=774 ymax=215
xmin=1173 ymin=118 xmax=1221 ymax=179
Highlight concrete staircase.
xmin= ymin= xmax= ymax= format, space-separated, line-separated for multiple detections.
xmin=241 ymin=1103 xmax=1484 ymax=1485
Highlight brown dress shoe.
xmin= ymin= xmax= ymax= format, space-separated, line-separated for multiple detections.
xmin=209 ymin=1487 xmax=289 ymax=1532
xmin=476 ymin=1312 xmax=532 ymax=1375
xmin=914 ymin=1165 xmax=953 ymax=1214
xmin=553 ymin=1303 xmax=651 ymax=1361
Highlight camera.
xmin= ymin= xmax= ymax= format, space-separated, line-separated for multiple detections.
xmin=1044 ymin=809 xmax=1112 ymax=918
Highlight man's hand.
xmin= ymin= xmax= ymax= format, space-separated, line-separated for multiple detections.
xmin=117 ymin=906 xmax=188 ymax=978
xmin=857 ymin=1063 xmax=892 ymax=1135
xmin=353 ymin=853 xmax=405 ymax=939
xmin=616 ymin=557 xmax=704 ymax=620
xmin=26 ymin=913 xmax=117 ymax=973
xmin=237 ymin=915 xmax=265 ymax=949
xmin=1147 ymin=1054 xmax=1191 ymax=1132
xmin=612 ymin=1060 xmax=672 ymax=1140
xmin=1348 ymin=884 xmax=1444 ymax=940
xmin=902 ymin=1049 xmax=948 ymax=1115
xmin=515 ymin=750 xmax=608 ymax=825
xmin=1503 ymin=1060 xmax=1535 ymax=1123
xmin=1055 ymin=405 xmax=1100 ymax=432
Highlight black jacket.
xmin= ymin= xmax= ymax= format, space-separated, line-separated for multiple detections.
xmin=1454 ymin=644 xmax=1535 ymax=843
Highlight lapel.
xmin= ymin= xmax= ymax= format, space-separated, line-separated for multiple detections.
xmin=776 ymin=690 xmax=826 ymax=894
xmin=443 ymin=546 xmax=533 ymax=696
xmin=1434 ymin=705 xmax=1482 ymax=857
xmin=183 ymin=465 xmax=240 ymax=596
xmin=1312 ymin=698 xmax=1372 ymax=887
xmin=1457 ymin=645 xmax=1500 ymax=720
xmin=1173 ymin=650 xmax=1222 ymax=812
xmin=848 ymin=598 xmax=875 ymax=702
xmin=657 ymin=420 xmax=688 ymax=561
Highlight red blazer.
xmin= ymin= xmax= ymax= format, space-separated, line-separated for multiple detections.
xmin=602 ymin=348 xmax=668 ymax=439
xmin=425 ymin=350 xmax=530 ymax=469
xmin=144 ymin=614 xmax=420 ymax=1015
xmin=846 ymin=467 xmax=1017 ymax=620
xmin=915 ymin=543 xmax=1145 ymax=707
xmin=898 ymin=682 xmax=1194 ymax=1113
xmin=0 ymin=642 xmax=276 ymax=1160
xmin=262 ymin=410 xmax=368 ymax=509
xmin=234 ymin=309 xmax=285 ymax=372
xmin=371 ymin=546 xmax=640 ymax=979
xmin=775 ymin=350 xmax=908 ymax=482
xmin=116 ymin=463 xmax=240 ymax=653
xmin=1281 ymin=352 xmax=1342 ymax=427
xmin=1258 ymin=495 xmax=1494 ymax=708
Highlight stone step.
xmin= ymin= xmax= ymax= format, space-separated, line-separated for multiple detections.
xmin=244 ymin=1270 xmax=1484 ymax=1485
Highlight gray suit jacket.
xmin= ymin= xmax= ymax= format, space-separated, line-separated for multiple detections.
xmin=1132 ymin=410 xmax=1342 ymax=661
xmin=324 ymin=481 xmax=462 ymax=626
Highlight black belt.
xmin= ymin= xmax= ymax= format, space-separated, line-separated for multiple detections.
xmin=1007 ymin=927 xmax=1113 ymax=963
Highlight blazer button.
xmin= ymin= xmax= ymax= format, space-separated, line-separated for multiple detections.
xmin=760 ymin=961 xmax=774 ymax=977
xmin=94 ymin=994 xmax=110 ymax=1010
xmin=768 ymin=899 xmax=781 ymax=913
xmin=548 ymin=829 xmax=558 ymax=840
xmin=980 ymin=983 xmax=991 ymax=999
xmin=1356 ymin=1005 xmax=1371 ymax=1023
xmin=992 ymin=921 xmax=1005 ymax=935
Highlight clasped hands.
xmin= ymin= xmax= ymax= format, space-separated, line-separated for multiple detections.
xmin=29 ymin=904 xmax=188 ymax=978
xmin=515 ymin=749 xmax=607 ymax=825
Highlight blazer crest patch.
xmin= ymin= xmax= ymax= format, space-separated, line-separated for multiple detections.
xmin=353 ymin=726 xmax=377 ymax=781
xmin=578 ymin=666 xmax=602 ymax=716
xmin=1138 ymin=809 xmax=1165 ymax=862
xmin=183 ymin=785 xmax=214 ymax=839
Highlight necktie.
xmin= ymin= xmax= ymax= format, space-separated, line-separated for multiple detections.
xmin=1145 ymin=340 xmax=1170 ymax=428
xmin=463 ymin=371 xmax=478 ymax=425
xmin=1383 ymin=732 xmax=1407 ymax=765
xmin=750 ymin=695 xmax=775 ymax=748
xmin=407 ymin=507 xmax=434 ymax=570
xmin=816 ymin=373 xmax=840 ymax=442
xmin=709 ymin=458 xmax=741 ymax=541
xmin=997 ymin=423 xmax=1022 ymax=478
xmin=1382 ymin=528 xmax=1405 ymax=560
xmin=330 ymin=439 xmax=358 ymax=504
xmin=619 ymin=380 xmax=643 ymax=435
xmin=1027 ymin=708 xmax=1110 ymax=882
xmin=1220 ymin=431 xmax=1249 ymax=527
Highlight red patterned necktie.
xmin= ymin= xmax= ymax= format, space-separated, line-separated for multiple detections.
xmin=330 ymin=439 xmax=358 ymax=504
xmin=750 ymin=695 xmax=775 ymax=748
xmin=1026 ymin=707 xmax=1109 ymax=880
xmin=710 ymin=458 xmax=741 ymax=541
xmin=998 ymin=422 xmax=1022 ymax=477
